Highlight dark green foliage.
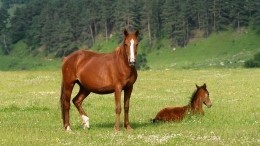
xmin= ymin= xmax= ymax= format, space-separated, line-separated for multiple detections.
xmin=0 ymin=0 xmax=259 ymax=57
xmin=252 ymin=0 xmax=260 ymax=34
xmin=136 ymin=53 xmax=150 ymax=70
xmin=0 ymin=5 xmax=10 ymax=54
xmin=244 ymin=52 xmax=260 ymax=68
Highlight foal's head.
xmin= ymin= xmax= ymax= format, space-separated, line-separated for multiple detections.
xmin=123 ymin=29 xmax=139 ymax=66
xmin=191 ymin=83 xmax=212 ymax=108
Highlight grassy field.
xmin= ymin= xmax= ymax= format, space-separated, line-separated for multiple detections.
xmin=0 ymin=69 xmax=259 ymax=145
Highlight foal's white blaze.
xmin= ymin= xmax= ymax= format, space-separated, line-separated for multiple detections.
xmin=129 ymin=39 xmax=135 ymax=63
xmin=81 ymin=115 xmax=90 ymax=129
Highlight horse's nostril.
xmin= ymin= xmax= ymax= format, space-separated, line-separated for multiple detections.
xmin=129 ymin=61 xmax=136 ymax=67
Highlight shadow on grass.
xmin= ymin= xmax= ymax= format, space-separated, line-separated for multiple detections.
xmin=91 ymin=120 xmax=160 ymax=130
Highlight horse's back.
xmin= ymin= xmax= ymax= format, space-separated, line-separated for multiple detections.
xmin=63 ymin=50 xmax=96 ymax=63
xmin=154 ymin=106 xmax=188 ymax=122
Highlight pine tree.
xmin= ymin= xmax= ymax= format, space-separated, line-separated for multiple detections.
xmin=230 ymin=0 xmax=250 ymax=30
xmin=100 ymin=0 xmax=115 ymax=41
xmin=0 ymin=5 xmax=10 ymax=54
xmin=161 ymin=0 xmax=177 ymax=44
xmin=252 ymin=0 xmax=260 ymax=33
xmin=141 ymin=0 xmax=162 ymax=47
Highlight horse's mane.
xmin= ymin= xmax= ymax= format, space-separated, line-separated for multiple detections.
xmin=114 ymin=41 xmax=126 ymax=56
xmin=115 ymin=46 xmax=121 ymax=53
xmin=189 ymin=88 xmax=200 ymax=105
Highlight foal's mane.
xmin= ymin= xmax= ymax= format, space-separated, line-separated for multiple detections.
xmin=189 ymin=88 xmax=200 ymax=104
xmin=189 ymin=85 xmax=206 ymax=105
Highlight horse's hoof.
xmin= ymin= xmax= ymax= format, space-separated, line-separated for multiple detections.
xmin=65 ymin=126 xmax=72 ymax=132
xmin=82 ymin=115 xmax=89 ymax=130
xmin=83 ymin=123 xmax=89 ymax=130
xmin=114 ymin=127 xmax=120 ymax=132
xmin=126 ymin=126 xmax=133 ymax=132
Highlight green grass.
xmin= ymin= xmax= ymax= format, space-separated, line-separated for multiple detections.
xmin=147 ymin=29 xmax=260 ymax=69
xmin=0 ymin=56 xmax=61 ymax=71
xmin=0 ymin=69 xmax=259 ymax=145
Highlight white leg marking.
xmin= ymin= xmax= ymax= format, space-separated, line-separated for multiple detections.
xmin=66 ymin=126 xmax=71 ymax=132
xmin=130 ymin=39 xmax=135 ymax=63
xmin=81 ymin=115 xmax=90 ymax=129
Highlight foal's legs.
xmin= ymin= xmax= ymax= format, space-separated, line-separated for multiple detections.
xmin=124 ymin=85 xmax=133 ymax=130
xmin=72 ymin=84 xmax=90 ymax=129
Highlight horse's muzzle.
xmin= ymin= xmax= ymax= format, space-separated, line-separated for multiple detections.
xmin=204 ymin=102 xmax=212 ymax=108
xmin=129 ymin=61 xmax=136 ymax=67
xmin=128 ymin=58 xmax=136 ymax=67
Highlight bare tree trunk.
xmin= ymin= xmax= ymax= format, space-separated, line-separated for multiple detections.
xmin=198 ymin=13 xmax=201 ymax=30
xmin=94 ymin=22 xmax=97 ymax=37
xmin=148 ymin=18 xmax=151 ymax=45
xmin=213 ymin=0 xmax=216 ymax=31
xmin=89 ymin=25 xmax=95 ymax=44
xmin=127 ymin=15 xmax=130 ymax=29
xmin=105 ymin=20 xmax=108 ymax=42
xmin=237 ymin=12 xmax=240 ymax=31
xmin=186 ymin=20 xmax=189 ymax=45
xmin=2 ymin=34 xmax=9 ymax=54
xmin=206 ymin=16 xmax=209 ymax=37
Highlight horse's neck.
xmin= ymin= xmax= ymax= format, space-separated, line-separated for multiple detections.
xmin=190 ymin=96 xmax=203 ymax=113
xmin=184 ymin=105 xmax=192 ymax=115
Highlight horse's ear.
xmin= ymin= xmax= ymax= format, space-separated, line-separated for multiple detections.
xmin=203 ymin=83 xmax=207 ymax=89
xmin=135 ymin=30 xmax=139 ymax=37
xmin=196 ymin=84 xmax=199 ymax=89
xmin=124 ymin=29 xmax=129 ymax=37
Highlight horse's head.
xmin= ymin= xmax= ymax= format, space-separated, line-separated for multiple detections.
xmin=196 ymin=83 xmax=212 ymax=108
xmin=123 ymin=29 xmax=139 ymax=67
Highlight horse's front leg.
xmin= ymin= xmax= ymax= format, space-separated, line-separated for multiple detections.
xmin=124 ymin=85 xmax=133 ymax=130
xmin=114 ymin=86 xmax=122 ymax=132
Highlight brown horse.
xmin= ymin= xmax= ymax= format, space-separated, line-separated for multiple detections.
xmin=60 ymin=29 xmax=139 ymax=131
xmin=152 ymin=83 xmax=212 ymax=122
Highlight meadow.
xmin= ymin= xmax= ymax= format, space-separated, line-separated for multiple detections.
xmin=0 ymin=69 xmax=259 ymax=145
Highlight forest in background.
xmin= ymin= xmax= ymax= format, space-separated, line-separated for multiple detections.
xmin=0 ymin=0 xmax=260 ymax=57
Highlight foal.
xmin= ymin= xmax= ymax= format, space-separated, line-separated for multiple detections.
xmin=152 ymin=83 xmax=212 ymax=122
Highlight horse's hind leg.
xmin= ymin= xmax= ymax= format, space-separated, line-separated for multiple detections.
xmin=61 ymin=81 xmax=74 ymax=131
xmin=72 ymin=84 xmax=90 ymax=129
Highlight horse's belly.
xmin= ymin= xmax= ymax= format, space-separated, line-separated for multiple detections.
xmin=91 ymin=87 xmax=115 ymax=94
xmin=80 ymin=78 xmax=115 ymax=94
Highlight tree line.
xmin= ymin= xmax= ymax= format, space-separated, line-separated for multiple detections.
xmin=0 ymin=0 xmax=259 ymax=57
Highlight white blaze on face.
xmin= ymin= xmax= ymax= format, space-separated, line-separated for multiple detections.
xmin=130 ymin=39 xmax=135 ymax=63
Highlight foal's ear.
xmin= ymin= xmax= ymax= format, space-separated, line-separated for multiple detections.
xmin=196 ymin=84 xmax=199 ymax=89
xmin=124 ymin=29 xmax=129 ymax=36
xmin=135 ymin=30 xmax=139 ymax=37
xmin=202 ymin=83 xmax=207 ymax=89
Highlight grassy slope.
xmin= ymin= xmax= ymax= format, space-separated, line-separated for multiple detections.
xmin=0 ymin=29 xmax=259 ymax=70
xmin=0 ymin=69 xmax=259 ymax=145
xmin=75 ymin=28 xmax=260 ymax=70
xmin=147 ymin=29 xmax=260 ymax=69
